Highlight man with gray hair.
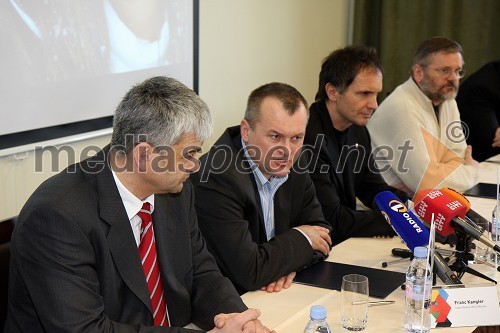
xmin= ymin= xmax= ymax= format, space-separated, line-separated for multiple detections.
xmin=6 ymin=76 xmax=272 ymax=332
xmin=367 ymin=37 xmax=479 ymax=195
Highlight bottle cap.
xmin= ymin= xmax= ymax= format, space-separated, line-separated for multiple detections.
xmin=413 ymin=246 xmax=427 ymax=258
xmin=310 ymin=305 xmax=327 ymax=320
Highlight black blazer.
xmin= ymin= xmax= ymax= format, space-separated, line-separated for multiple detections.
xmin=192 ymin=127 xmax=331 ymax=293
xmin=6 ymin=147 xmax=245 ymax=333
xmin=456 ymin=59 xmax=500 ymax=162
xmin=304 ymin=101 xmax=407 ymax=245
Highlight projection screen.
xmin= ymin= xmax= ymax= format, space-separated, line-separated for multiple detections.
xmin=0 ymin=0 xmax=198 ymax=151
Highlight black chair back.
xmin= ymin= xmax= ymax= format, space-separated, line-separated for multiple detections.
xmin=0 ymin=218 xmax=15 ymax=332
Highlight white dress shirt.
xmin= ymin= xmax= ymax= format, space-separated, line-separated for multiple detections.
xmin=111 ymin=170 xmax=155 ymax=246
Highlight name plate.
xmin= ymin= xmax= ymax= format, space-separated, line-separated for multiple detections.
xmin=430 ymin=285 xmax=500 ymax=328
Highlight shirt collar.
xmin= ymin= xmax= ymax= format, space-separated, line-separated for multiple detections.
xmin=241 ymin=139 xmax=289 ymax=187
xmin=111 ymin=170 xmax=155 ymax=219
xmin=410 ymin=76 xmax=436 ymax=106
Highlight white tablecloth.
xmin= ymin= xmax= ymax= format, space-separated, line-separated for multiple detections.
xmin=241 ymin=160 xmax=500 ymax=332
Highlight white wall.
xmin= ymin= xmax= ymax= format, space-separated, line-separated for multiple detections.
xmin=0 ymin=134 xmax=112 ymax=220
xmin=0 ymin=0 xmax=348 ymax=220
xmin=199 ymin=0 xmax=349 ymax=148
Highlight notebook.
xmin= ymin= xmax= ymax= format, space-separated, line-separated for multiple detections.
xmin=463 ymin=183 xmax=497 ymax=199
xmin=294 ymin=261 xmax=406 ymax=299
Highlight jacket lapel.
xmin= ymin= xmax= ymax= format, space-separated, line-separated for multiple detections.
xmin=93 ymin=148 xmax=152 ymax=313
xmin=149 ymin=194 xmax=179 ymax=306
xmin=273 ymin=183 xmax=292 ymax=235
xmin=316 ymin=103 xmax=346 ymax=194
xmin=230 ymin=130 xmax=267 ymax=240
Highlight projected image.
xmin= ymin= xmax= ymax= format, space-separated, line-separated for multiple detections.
xmin=2 ymin=0 xmax=191 ymax=82
xmin=0 ymin=0 xmax=195 ymax=141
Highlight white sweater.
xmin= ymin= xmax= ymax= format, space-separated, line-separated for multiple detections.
xmin=367 ymin=78 xmax=478 ymax=193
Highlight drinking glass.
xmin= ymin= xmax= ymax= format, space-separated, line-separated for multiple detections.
xmin=340 ymin=274 xmax=369 ymax=331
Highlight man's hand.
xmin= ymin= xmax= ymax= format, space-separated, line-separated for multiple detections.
xmin=464 ymin=145 xmax=479 ymax=167
xmin=260 ymin=271 xmax=296 ymax=293
xmin=210 ymin=309 xmax=274 ymax=333
xmin=492 ymin=127 xmax=500 ymax=148
xmin=295 ymin=225 xmax=332 ymax=255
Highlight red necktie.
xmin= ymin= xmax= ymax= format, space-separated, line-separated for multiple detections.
xmin=137 ymin=202 xmax=170 ymax=327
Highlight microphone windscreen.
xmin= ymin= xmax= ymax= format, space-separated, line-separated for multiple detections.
xmin=375 ymin=191 xmax=429 ymax=251
xmin=440 ymin=187 xmax=471 ymax=211
xmin=414 ymin=189 xmax=468 ymax=237
xmin=441 ymin=188 xmax=490 ymax=230
xmin=412 ymin=188 xmax=433 ymax=206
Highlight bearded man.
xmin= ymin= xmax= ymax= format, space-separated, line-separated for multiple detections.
xmin=367 ymin=36 xmax=478 ymax=195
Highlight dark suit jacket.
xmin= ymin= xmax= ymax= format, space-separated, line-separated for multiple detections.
xmin=191 ymin=127 xmax=331 ymax=293
xmin=456 ymin=59 xmax=500 ymax=162
xmin=304 ymin=101 xmax=408 ymax=245
xmin=5 ymin=147 xmax=246 ymax=333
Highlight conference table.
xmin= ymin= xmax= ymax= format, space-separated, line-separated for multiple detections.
xmin=241 ymin=161 xmax=500 ymax=332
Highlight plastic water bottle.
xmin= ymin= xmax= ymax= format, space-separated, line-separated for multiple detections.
xmin=492 ymin=205 xmax=499 ymax=242
xmin=491 ymin=205 xmax=500 ymax=264
xmin=404 ymin=246 xmax=431 ymax=333
xmin=304 ymin=305 xmax=332 ymax=333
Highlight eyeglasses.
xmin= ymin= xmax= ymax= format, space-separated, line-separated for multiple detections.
xmin=425 ymin=66 xmax=466 ymax=79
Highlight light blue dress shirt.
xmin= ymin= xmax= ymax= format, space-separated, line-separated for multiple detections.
xmin=242 ymin=140 xmax=288 ymax=241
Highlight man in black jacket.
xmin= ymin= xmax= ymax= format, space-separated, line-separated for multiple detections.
xmin=5 ymin=76 xmax=271 ymax=333
xmin=457 ymin=59 xmax=500 ymax=162
xmin=192 ymin=83 xmax=332 ymax=294
xmin=304 ymin=46 xmax=408 ymax=245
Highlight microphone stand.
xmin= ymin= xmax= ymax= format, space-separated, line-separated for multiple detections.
xmin=448 ymin=231 xmax=497 ymax=284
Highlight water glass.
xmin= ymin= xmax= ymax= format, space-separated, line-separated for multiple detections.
xmin=340 ymin=274 xmax=369 ymax=331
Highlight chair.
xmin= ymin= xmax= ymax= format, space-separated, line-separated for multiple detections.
xmin=0 ymin=217 xmax=15 ymax=332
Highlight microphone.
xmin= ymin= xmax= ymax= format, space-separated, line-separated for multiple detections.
xmin=440 ymin=187 xmax=491 ymax=232
xmin=374 ymin=191 xmax=429 ymax=251
xmin=433 ymin=251 xmax=461 ymax=285
xmin=392 ymin=247 xmax=412 ymax=258
xmin=414 ymin=189 xmax=500 ymax=254
xmin=375 ymin=191 xmax=462 ymax=284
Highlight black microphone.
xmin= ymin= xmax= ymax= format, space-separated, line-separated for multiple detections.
xmin=433 ymin=251 xmax=461 ymax=285
xmin=392 ymin=247 xmax=412 ymax=258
